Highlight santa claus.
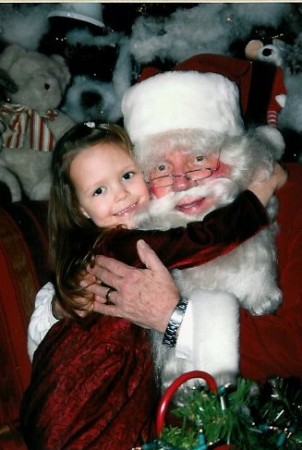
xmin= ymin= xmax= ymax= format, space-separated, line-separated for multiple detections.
xmin=120 ymin=58 xmax=284 ymax=389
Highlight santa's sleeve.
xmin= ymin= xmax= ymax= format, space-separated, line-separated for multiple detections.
xmin=27 ymin=282 xmax=58 ymax=361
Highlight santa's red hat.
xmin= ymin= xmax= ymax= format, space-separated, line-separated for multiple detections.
xmin=122 ymin=55 xmax=247 ymax=151
xmin=139 ymin=54 xmax=253 ymax=114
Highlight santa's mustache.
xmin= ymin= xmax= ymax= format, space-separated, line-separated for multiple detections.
xmin=148 ymin=176 xmax=240 ymax=216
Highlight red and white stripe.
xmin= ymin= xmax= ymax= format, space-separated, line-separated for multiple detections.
xmin=267 ymin=110 xmax=278 ymax=128
xmin=0 ymin=103 xmax=56 ymax=152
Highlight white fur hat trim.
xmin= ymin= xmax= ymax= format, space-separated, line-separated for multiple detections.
xmin=122 ymin=71 xmax=245 ymax=145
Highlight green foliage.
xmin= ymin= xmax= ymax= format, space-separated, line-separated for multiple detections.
xmin=155 ymin=377 xmax=302 ymax=450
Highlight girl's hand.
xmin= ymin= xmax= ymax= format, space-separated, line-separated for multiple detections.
xmin=248 ymin=163 xmax=287 ymax=206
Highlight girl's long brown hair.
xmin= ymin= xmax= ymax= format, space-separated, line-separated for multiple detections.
xmin=49 ymin=122 xmax=133 ymax=318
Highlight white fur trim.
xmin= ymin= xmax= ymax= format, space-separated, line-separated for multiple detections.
xmin=27 ymin=282 xmax=58 ymax=361
xmin=177 ymin=289 xmax=239 ymax=385
xmin=122 ymin=71 xmax=245 ymax=146
xmin=254 ymin=125 xmax=285 ymax=157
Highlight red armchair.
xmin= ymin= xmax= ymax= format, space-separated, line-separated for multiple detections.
xmin=0 ymin=183 xmax=49 ymax=449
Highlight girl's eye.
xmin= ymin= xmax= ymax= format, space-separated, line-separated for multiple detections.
xmin=122 ymin=171 xmax=135 ymax=181
xmin=93 ymin=187 xmax=105 ymax=196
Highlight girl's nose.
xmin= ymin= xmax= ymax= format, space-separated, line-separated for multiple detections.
xmin=114 ymin=183 xmax=128 ymax=200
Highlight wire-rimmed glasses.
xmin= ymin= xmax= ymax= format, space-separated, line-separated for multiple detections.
xmin=147 ymin=152 xmax=221 ymax=188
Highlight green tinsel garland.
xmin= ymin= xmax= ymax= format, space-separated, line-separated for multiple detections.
xmin=140 ymin=376 xmax=302 ymax=450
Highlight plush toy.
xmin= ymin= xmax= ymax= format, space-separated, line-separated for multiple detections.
xmin=244 ymin=37 xmax=302 ymax=162
xmin=245 ymin=38 xmax=285 ymax=67
xmin=0 ymin=44 xmax=74 ymax=201
xmin=60 ymin=35 xmax=132 ymax=124
xmin=244 ymin=39 xmax=287 ymax=128
xmin=62 ymin=75 xmax=123 ymax=124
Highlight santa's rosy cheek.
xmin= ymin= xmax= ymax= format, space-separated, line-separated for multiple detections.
xmin=212 ymin=161 xmax=231 ymax=179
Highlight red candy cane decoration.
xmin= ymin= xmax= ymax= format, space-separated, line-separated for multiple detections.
xmin=156 ymin=370 xmax=218 ymax=437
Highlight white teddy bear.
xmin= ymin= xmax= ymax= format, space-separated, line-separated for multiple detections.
xmin=0 ymin=44 xmax=74 ymax=201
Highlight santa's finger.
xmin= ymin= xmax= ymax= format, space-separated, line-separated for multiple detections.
xmin=136 ymin=239 xmax=170 ymax=274
xmin=80 ymin=279 xmax=106 ymax=296
xmin=93 ymin=302 xmax=121 ymax=317
xmin=91 ymin=255 xmax=133 ymax=278
xmin=87 ymin=267 xmax=120 ymax=291
xmin=88 ymin=258 xmax=143 ymax=292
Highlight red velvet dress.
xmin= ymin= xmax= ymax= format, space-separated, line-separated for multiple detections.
xmin=21 ymin=317 xmax=155 ymax=450
xmin=20 ymin=191 xmax=268 ymax=450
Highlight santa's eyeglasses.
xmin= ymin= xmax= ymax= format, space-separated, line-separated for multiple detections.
xmin=147 ymin=152 xmax=221 ymax=188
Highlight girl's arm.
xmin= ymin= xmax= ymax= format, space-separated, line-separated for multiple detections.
xmin=96 ymin=190 xmax=268 ymax=270
xmin=96 ymin=162 xmax=287 ymax=270
xmin=27 ymin=282 xmax=58 ymax=361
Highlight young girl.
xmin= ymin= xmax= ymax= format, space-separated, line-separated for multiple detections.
xmin=21 ymin=122 xmax=274 ymax=450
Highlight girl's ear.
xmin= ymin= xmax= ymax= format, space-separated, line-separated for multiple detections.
xmin=80 ymin=207 xmax=91 ymax=219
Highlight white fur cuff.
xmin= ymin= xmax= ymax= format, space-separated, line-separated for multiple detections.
xmin=177 ymin=288 xmax=239 ymax=385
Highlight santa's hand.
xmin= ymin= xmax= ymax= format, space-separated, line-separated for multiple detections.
xmin=85 ymin=239 xmax=180 ymax=332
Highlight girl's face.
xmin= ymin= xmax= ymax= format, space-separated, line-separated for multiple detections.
xmin=69 ymin=142 xmax=150 ymax=229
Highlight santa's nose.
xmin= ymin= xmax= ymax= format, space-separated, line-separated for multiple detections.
xmin=171 ymin=174 xmax=195 ymax=191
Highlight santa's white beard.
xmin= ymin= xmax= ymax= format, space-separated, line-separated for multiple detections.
xmin=135 ymin=176 xmax=240 ymax=230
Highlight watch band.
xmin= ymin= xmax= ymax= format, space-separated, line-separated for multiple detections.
xmin=162 ymin=297 xmax=188 ymax=348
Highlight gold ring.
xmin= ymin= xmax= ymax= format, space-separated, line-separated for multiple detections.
xmin=105 ymin=287 xmax=114 ymax=303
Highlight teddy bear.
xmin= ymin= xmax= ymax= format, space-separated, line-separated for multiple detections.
xmin=0 ymin=44 xmax=75 ymax=201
